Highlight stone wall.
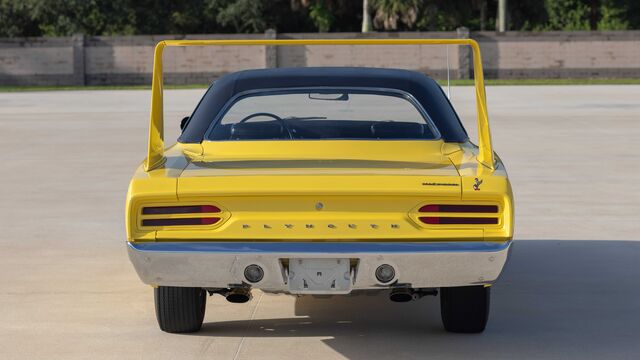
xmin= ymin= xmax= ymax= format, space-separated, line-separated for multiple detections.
xmin=475 ymin=31 xmax=640 ymax=78
xmin=0 ymin=36 xmax=78 ymax=86
xmin=85 ymin=34 xmax=266 ymax=85
xmin=1 ymin=30 xmax=639 ymax=86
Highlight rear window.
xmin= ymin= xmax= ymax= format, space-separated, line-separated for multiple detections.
xmin=206 ymin=88 xmax=440 ymax=141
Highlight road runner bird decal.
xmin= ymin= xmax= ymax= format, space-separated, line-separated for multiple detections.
xmin=473 ymin=178 xmax=483 ymax=191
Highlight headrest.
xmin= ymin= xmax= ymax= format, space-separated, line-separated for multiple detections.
xmin=370 ymin=122 xmax=426 ymax=139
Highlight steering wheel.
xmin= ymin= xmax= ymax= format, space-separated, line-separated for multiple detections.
xmin=238 ymin=112 xmax=293 ymax=139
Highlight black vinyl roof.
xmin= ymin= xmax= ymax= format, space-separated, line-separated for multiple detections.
xmin=179 ymin=67 xmax=469 ymax=143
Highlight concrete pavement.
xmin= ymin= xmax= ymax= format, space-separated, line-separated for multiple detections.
xmin=1 ymin=86 xmax=639 ymax=359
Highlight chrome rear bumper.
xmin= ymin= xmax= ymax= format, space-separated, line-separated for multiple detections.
xmin=127 ymin=241 xmax=512 ymax=292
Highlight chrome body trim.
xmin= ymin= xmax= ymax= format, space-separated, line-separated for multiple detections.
xmin=127 ymin=241 xmax=512 ymax=292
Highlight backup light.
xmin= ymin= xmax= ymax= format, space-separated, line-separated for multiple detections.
xmin=375 ymin=264 xmax=396 ymax=283
xmin=244 ymin=264 xmax=264 ymax=283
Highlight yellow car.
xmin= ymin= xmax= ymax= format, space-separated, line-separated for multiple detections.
xmin=126 ymin=39 xmax=513 ymax=334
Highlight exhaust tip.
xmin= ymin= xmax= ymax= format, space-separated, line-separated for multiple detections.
xmin=389 ymin=288 xmax=415 ymax=302
xmin=225 ymin=288 xmax=252 ymax=303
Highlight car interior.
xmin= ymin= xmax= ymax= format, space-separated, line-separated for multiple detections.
xmin=209 ymin=118 xmax=436 ymax=140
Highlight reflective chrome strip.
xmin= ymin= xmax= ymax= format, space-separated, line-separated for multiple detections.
xmin=128 ymin=241 xmax=511 ymax=254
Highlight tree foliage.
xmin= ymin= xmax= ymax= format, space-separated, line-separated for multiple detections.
xmin=371 ymin=0 xmax=419 ymax=30
xmin=0 ymin=0 xmax=636 ymax=37
xmin=544 ymin=0 xmax=591 ymax=30
xmin=597 ymin=0 xmax=629 ymax=30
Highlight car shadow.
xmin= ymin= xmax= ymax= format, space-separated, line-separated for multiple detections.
xmin=194 ymin=241 xmax=640 ymax=359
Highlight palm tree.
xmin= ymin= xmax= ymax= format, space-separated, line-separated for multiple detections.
xmin=371 ymin=0 xmax=419 ymax=30
xmin=362 ymin=0 xmax=372 ymax=32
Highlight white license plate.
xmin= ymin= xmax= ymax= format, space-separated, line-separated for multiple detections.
xmin=288 ymin=258 xmax=352 ymax=294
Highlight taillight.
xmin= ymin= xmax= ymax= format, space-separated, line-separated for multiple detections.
xmin=142 ymin=217 xmax=220 ymax=226
xmin=419 ymin=204 xmax=498 ymax=213
xmin=142 ymin=205 xmax=220 ymax=215
xmin=418 ymin=204 xmax=499 ymax=225
xmin=419 ymin=216 xmax=498 ymax=225
xmin=140 ymin=205 xmax=222 ymax=227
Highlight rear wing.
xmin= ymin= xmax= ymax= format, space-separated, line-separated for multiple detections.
xmin=145 ymin=39 xmax=495 ymax=171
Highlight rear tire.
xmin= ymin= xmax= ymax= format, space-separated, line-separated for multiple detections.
xmin=440 ymin=285 xmax=490 ymax=333
xmin=154 ymin=286 xmax=206 ymax=333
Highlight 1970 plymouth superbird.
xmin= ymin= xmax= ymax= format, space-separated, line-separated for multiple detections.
xmin=126 ymin=39 xmax=513 ymax=334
